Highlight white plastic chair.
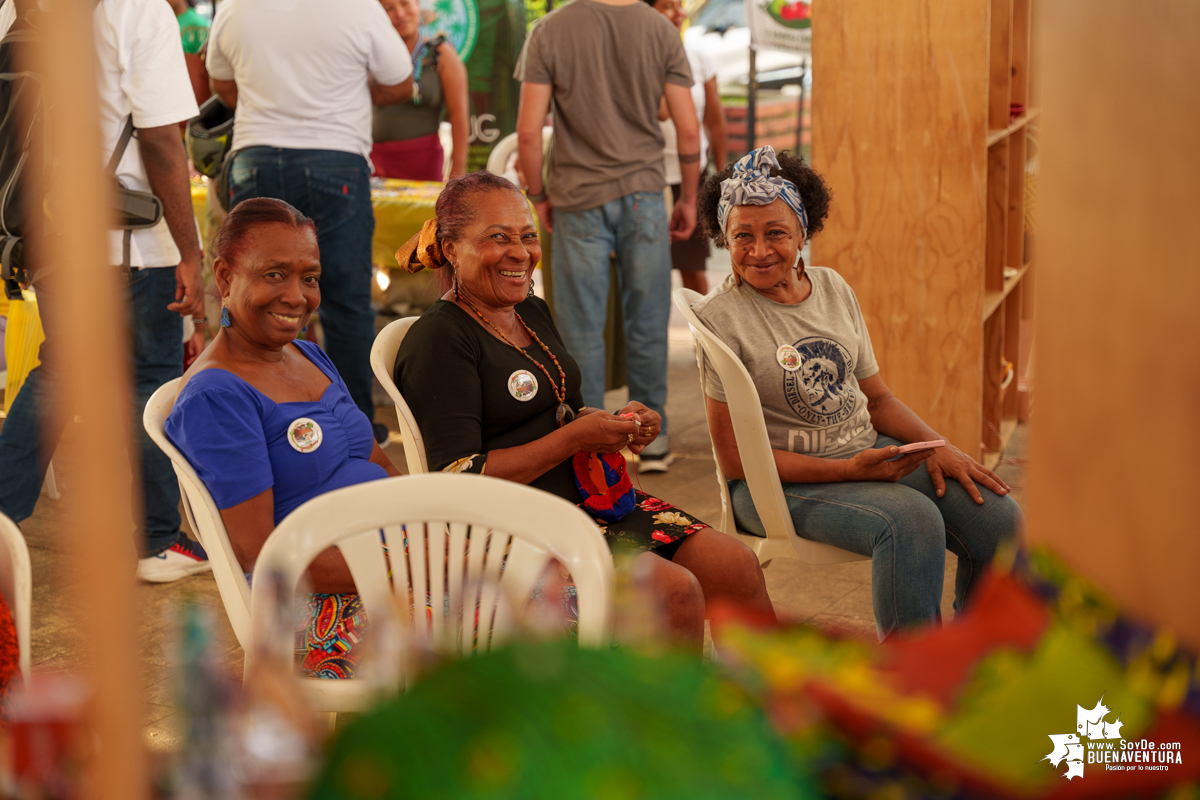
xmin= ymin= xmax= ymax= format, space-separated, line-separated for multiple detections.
xmin=250 ymin=473 xmax=614 ymax=712
xmin=673 ymin=288 xmax=867 ymax=567
xmin=0 ymin=512 xmax=31 ymax=685
xmin=484 ymin=128 xmax=554 ymax=177
xmin=369 ymin=317 xmax=428 ymax=475
xmin=144 ymin=379 xmax=254 ymax=651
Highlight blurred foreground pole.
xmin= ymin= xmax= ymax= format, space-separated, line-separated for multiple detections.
xmin=1029 ymin=2 xmax=1200 ymax=648
xmin=34 ymin=2 xmax=147 ymax=798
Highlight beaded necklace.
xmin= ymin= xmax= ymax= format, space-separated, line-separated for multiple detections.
xmin=457 ymin=292 xmax=576 ymax=428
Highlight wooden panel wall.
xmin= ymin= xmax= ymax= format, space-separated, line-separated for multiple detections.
xmin=811 ymin=0 xmax=990 ymax=455
xmin=1030 ymin=1 xmax=1200 ymax=647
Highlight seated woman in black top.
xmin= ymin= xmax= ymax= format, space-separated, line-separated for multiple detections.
xmin=393 ymin=172 xmax=775 ymax=652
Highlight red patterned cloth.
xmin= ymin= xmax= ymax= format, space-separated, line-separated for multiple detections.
xmin=0 ymin=594 xmax=20 ymax=723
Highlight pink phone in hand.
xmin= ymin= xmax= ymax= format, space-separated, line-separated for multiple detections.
xmin=896 ymin=439 xmax=946 ymax=454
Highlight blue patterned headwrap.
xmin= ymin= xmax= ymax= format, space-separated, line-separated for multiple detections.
xmin=717 ymin=145 xmax=808 ymax=238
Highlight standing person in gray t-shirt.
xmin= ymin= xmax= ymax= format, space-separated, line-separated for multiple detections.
xmin=692 ymin=146 xmax=1024 ymax=640
xmin=514 ymin=0 xmax=701 ymax=473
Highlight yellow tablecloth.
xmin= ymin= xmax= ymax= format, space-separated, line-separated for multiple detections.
xmin=190 ymin=177 xmax=441 ymax=268
xmin=1 ymin=292 xmax=45 ymax=414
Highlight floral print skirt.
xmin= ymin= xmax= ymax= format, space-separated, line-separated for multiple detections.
xmin=295 ymin=491 xmax=710 ymax=678
xmin=590 ymin=490 xmax=710 ymax=557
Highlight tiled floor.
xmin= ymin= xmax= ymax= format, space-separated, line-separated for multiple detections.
xmin=3 ymin=269 xmax=1029 ymax=753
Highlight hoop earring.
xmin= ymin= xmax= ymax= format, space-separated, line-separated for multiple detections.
xmin=220 ymin=304 xmax=231 ymax=328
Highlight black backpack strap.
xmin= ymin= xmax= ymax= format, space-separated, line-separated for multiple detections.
xmin=107 ymin=114 xmax=135 ymax=174
xmin=0 ymin=236 xmax=18 ymax=281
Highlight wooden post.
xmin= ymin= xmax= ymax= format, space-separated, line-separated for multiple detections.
xmin=1029 ymin=0 xmax=1200 ymax=648
xmin=33 ymin=2 xmax=149 ymax=797
xmin=810 ymin=0 xmax=990 ymax=456
xmin=746 ymin=44 xmax=757 ymax=152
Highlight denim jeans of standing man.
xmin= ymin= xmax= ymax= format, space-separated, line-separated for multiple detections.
xmin=0 ymin=267 xmax=185 ymax=556
xmin=551 ymin=192 xmax=672 ymax=453
xmin=228 ymin=147 xmax=377 ymax=422
xmin=730 ymin=434 xmax=1024 ymax=640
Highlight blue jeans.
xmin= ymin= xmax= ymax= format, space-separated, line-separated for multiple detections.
xmin=229 ymin=147 xmax=376 ymax=421
xmin=730 ymin=434 xmax=1024 ymax=639
xmin=0 ymin=268 xmax=184 ymax=556
xmin=552 ymin=192 xmax=672 ymax=450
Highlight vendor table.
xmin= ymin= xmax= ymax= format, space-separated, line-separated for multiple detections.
xmin=190 ymin=176 xmax=441 ymax=267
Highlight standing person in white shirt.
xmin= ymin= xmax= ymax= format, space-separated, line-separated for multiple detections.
xmin=206 ymin=0 xmax=412 ymax=446
xmin=0 ymin=0 xmax=210 ymax=582
xmin=648 ymin=0 xmax=727 ymax=296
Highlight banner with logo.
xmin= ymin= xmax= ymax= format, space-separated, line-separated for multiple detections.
xmin=421 ymin=0 xmax=526 ymax=170
xmin=744 ymin=0 xmax=811 ymax=54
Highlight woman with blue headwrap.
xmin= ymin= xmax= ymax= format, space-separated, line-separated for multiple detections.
xmin=691 ymin=146 xmax=1023 ymax=640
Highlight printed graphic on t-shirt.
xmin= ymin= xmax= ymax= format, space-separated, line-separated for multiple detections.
xmin=787 ymin=419 xmax=871 ymax=455
xmin=783 ymin=337 xmax=858 ymax=425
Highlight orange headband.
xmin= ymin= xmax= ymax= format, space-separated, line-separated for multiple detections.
xmin=394 ymin=217 xmax=450 ymax=273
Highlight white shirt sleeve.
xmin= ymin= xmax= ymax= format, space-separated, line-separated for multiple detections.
xmin=0 ymin=2 xmax=16 ymax=38
xmin=123 ymin=0 xmax=199 ymax=128
xmin=697 ymin=48 xmax=718 ymax=86
xmin=205 ymin=1 xmax=235 ymax=82
xmin=362 ymin=0 xmax=411 ymax=86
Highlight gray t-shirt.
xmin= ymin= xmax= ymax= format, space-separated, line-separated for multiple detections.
xmin=514 ymin=0 xmax=693 ymax=212
xmin=693 ymin=268 xmax=880 ymax=460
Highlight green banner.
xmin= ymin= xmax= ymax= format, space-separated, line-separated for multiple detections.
xmin=421 ymin=0 xmax=527 ymax=171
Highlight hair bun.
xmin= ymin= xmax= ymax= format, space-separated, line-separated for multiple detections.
xmin=395 ymin=217 xmax=449 ymax=273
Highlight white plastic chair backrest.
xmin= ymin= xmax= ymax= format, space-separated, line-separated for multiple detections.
xmin=0 ymin=513 xmax=31 ymax=685
xmin=144 ymin=380 xmax=254 ymax=650
xmin=673 ymin=288 xmax=867 ymax=565
xmin=369 ymin=317 xmax=428 ymax=475
xmin=485 ymin=132 xmax=518 ymax=175
xmin=251 ymin=473 xmax=613 ymax=672
xmin=485 ymin=128 xmax=554 ymax=177
xmin=438 ymin=121 xmax=453 ymax=181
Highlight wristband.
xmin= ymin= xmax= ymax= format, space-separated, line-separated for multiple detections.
xmin=525 ymin=187 xmax=548 ymax=203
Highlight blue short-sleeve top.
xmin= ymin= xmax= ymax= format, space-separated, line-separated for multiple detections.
xmin=165 ymin=340 xmax=388 ymax=526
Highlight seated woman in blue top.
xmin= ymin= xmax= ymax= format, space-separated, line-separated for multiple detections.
xmin=165 ymin=197 xmax=399 ymax=678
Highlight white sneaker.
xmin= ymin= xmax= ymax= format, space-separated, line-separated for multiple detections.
xmin=638 ymin=451 xmax=676 ymax=474
xmin=137 ymin=538 xmax=212 ymax=583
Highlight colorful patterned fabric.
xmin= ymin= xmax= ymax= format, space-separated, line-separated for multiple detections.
xmin=592 ymin=490 xmax=709 ymax=555
xmin=712 ymin=547 xmax=1200 ymax=799
xmin=717 ymin=145 xmax=808 ymax=237
xmin=298 ymin=593 xmax=370 ymax=680
xmin=572 ymin=451 xmax=636 ymax=524
xmin=441 ymin=453 xmax=486 ymax=474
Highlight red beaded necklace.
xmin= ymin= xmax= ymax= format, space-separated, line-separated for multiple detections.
xmin=457 ymin=292 xmax=576 ymax=427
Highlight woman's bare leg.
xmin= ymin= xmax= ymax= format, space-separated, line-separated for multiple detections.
xmin=671 ymin=528 xmax=776 ymax=623
xmin=634 ymin=550 xmax=705 ymax=654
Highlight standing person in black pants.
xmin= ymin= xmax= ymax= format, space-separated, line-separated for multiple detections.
xmin=206 ymin=0 xmax=412 ymax=445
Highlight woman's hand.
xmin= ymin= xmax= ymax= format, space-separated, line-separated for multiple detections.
xmin=925 ymin=443 xmax=1010 ymax=504
xmin=616 ymin=401 xmax=660 ymax=454
xmin=841 ymin=445 xmax=933 ymax=483
xmin=567 ymin=410 xmax=640 ymax=454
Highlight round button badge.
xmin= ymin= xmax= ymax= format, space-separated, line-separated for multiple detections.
xmin=508 ymin=369 xmax=538 ymax=401
xmin=287 ymin=417 xmax=323 ymax=453
xmin=776 ymin=344 xmax=802 ymax=372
